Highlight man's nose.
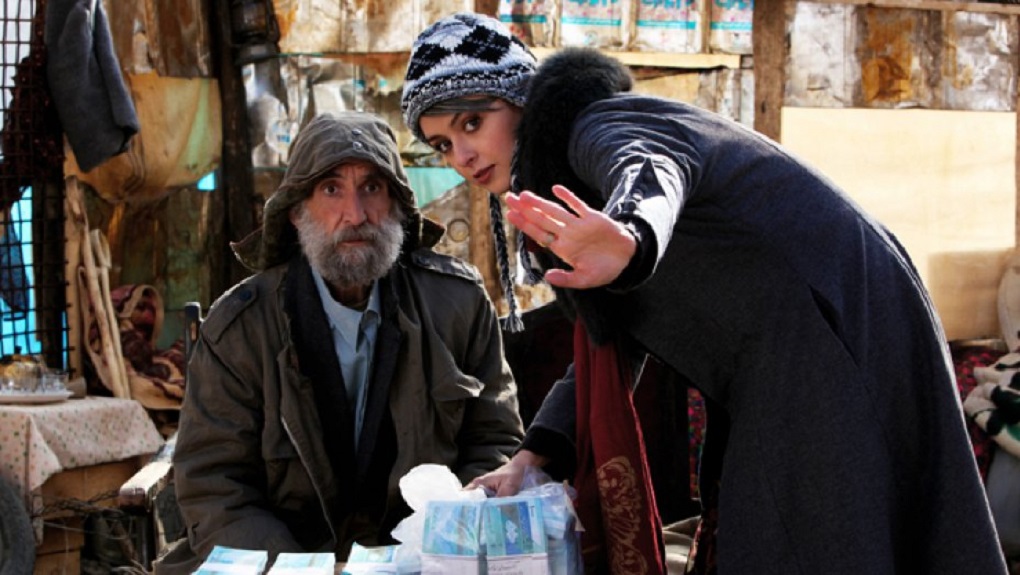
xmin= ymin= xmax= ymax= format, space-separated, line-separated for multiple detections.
xmin=341 ymin=195 xmax=367 ymax=226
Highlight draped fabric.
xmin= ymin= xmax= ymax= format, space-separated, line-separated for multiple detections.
xmin=572 ymin=318 xmax=665 ymax=574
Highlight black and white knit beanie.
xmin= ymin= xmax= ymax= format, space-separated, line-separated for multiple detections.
xmin=402 ymin=13 xmax=538 ymax=333
xmin=401 ymin=12 xmax=537 ymax=144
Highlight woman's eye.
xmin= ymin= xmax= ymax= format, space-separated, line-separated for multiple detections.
xmin=464 ymin=116 xmax=480 ymax=133
xmin=434 ymin=141 xmax=451 ymax=154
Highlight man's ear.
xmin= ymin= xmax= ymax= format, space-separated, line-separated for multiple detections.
xmin=289 ymin=203 xmax=302 ymax=226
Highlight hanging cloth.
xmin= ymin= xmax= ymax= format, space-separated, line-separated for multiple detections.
xmin=45 ymin=0 xmax=139 ymax=172
xmin=0 ymin=214 xmax=28 ymax=317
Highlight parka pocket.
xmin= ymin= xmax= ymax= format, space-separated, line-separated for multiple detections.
xmin=262 ymin=441 xmax=314 ymax=510
xmin=430 ymin=371 xmax=484 ymax=440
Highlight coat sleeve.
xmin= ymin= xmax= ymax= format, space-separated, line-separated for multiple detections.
xmin=569 ymin=110 xmax=695 ymax=287
xmin=521 ymin=364 xmax=578 ymax=477
xmin=517 ymin=111 xmax=697 ymax=472
xmin=172 ymin=321 xmax=303 ymax=558
xmin=451 ymin=283 xmax=526 ymax=483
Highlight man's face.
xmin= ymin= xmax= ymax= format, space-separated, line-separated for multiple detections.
xmin=291 ymin=160 xmax=405 ymax=288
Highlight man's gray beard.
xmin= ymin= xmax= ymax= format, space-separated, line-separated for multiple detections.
xmin=293 ymin=209 xmax=405 ymax=289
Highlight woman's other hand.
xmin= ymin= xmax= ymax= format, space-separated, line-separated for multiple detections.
xmin=505 ymin=185 xmax=637 ymax=289
xmin=465 ymin=449 xmax=549 ymax=497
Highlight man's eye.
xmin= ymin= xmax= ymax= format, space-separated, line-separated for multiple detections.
xmin=364 ymin=182 xmax=383 ymax=195
xmin=322 ymin=183 xmax=340 ymax=195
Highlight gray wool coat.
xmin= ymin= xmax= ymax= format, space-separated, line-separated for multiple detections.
xmin=515 ymin=48 xmax=1007 ymax=574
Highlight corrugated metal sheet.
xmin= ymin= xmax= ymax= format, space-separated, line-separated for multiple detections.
xmin=104 ymin=0 xmax=212 ymax=77
xmin=787 ymin=3 xmax=1017 ymax=111
xmin=273 ymin=0 xmax=474 ymax=53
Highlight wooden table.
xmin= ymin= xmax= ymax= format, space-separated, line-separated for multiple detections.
xmin=0 ymin=395 xmax=164 ymax=572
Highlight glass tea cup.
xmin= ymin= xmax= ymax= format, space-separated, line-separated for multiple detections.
xmin=39 ymin=369 xmax=69 ymax=393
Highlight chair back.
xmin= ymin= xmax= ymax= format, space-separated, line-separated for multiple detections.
xmin=183 ymin=301 xmax=203 ymax=371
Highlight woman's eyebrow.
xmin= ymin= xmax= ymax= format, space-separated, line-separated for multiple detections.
xmin=446 ymin=111 xmax=467 ymax=130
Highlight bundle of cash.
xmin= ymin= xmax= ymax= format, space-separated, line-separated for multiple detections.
xmin=483 ymin=496 xmax=549 ymax=574
xmin=342 ymin=543 xmax=402 ymax=574
xmin=194 ymin=546 xmax=269 ymax=575
xmin=267 ymin=552 xmax=335 ymax=574
xmin=421 ymin=500 xmax=484 ymax=574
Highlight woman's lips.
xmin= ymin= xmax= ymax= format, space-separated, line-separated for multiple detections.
xmin=473 ymin=166 xmax=493 ymax=186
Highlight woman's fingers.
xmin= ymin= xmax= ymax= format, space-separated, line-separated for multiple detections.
xmin=510 ymin=189 xmax=580 ymax=226
xmin=543 ymin=268 xmax=577 ymax=288
xmin=550 ymin=185 xmax=596 ymax=219
xmin=506 ymin=187 xmax=588 ymax=239
xmin=504 ymin=206 xmax=561 ymax=249
xmin=506 ymin=187 xmax=633 ymax=289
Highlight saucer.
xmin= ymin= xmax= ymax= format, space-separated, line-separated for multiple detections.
xmin=0 ymin=390 xmax=74 ymax=405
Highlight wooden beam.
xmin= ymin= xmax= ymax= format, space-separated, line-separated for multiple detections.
xmin=530 ymin=47 xmax=741 ymax=70
xmin=803 ymin=0 xmax=1020 ymax=15
xmin=753 ymin=0 xmax=790 ymax=141
xmin=475 ymin=0 xmax=499 ymax=17
xmin=212 ymin=0 xmax=258 ymax=294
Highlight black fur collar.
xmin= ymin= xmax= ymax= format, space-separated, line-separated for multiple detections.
xmin=514 ymin=48 xmax=633 ymax=345
xmin=515 ymin=47 xmax=632 ymax=210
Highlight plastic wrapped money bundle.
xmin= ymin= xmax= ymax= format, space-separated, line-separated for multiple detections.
xmin=386 ymin=464 xmax=582 ymax=574
xmin=266 ymin=552 xmax=335 ymax=574
xmin=418 ymin=480 xmax=581 ymax=574
xmin=342 ymin=542 xmax=417 ymax=574
xmin=194 ymin=546 xmax=268 ymax=575
xmin=482 ymin=496 xmax=549 ymax=573
xmin=421 ymin=499 xmax=486 ymax=574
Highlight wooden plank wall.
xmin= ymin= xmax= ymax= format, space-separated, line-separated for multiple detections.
xmin=753 ymin=0 xmax=1020 ymax=341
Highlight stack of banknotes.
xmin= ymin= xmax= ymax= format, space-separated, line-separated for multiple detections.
xmin=194 ymin=546 xmax=334 ymax=575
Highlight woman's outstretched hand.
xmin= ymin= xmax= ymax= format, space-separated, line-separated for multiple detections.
xmin=505 ymin=185 xmax=636 ymax=289
xmin=465 ymin=449 xmax=549 ymax=497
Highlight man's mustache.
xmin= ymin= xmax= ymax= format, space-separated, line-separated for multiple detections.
xmin=332 ymin=224 xmax=381 ymax=245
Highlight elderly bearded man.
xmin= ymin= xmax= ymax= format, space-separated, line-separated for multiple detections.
xmin=155 ymin=112 xmax=524 ymax=574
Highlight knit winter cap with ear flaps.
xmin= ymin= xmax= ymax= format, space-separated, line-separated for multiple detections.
xmin=231 ymin=111 xmax=442 ymax=272
xmin=401 ymin=14 xmax=537 ymax=332
xmin=401 ymin=12 xmax=537 ymax=145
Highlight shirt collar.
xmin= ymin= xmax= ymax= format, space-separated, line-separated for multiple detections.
xmin=310 ymin=267 xmax=380 ymax=336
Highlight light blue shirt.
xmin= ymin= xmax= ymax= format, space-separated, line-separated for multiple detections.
xmin=311 ymin=269 xmax=381 ymax=449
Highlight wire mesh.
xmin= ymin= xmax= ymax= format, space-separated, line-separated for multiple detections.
xmin=0 ymin=0 xmax=69 ymax=371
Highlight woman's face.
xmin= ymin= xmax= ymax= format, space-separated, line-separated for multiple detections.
xmin=418 ymin=99 xmax=523 ymax=195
